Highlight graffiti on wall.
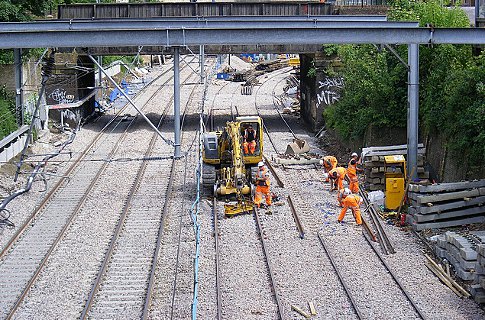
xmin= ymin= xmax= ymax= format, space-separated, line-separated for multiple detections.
xmin=48 ymin=88 xmax=75 ymax=104
xmin=316 ymin=76 xmax=344 ymax=107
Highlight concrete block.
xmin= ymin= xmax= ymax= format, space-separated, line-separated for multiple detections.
xmin=481 ymin=277 xmax=485 ymax=289
xmin=435 ymin=246 xmax=447 ymax=258
xmin=455 ymin=264 xmax=476 ymax=281
xmin=460 ymin=247 xmax=478 ymax=261
xmin=479 ymin=244 xmax=485 ymax=257
xmin=470 ymin=285 xmax=485 ymax=303
xmin=437 ymin=235 xmax=447 ymax=248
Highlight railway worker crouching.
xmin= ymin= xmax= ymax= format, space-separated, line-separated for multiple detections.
xmin=254 ymin=161 xmax=272 ymax=209
xmin=243 ymin=125 xmax=257 ymax=155
xmin=338 ymin=190 xmax=363 ymax=225
xmin=328 ymin=167 xmax=347 ymax=192
xmin=347 ymin=152 xmax=363 ymax=194
xmin=337 ymin=188 xmax=351 ymax=207
xmin=319 ymin=155 xmax=338 ymax=182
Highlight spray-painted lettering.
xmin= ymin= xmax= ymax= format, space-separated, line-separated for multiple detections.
xmin=316 ymin=76 xmax=344 ymax=107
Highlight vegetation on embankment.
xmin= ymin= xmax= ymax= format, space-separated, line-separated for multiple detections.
xmin=323 ymin=0 xmax=485 ymax=178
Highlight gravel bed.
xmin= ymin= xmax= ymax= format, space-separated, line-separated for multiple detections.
xmin=3 ymin=60 xmax=484 ymax=320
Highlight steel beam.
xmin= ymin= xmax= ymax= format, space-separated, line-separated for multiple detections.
xmin=0 ymin=27 xmax=484 ymax=49
xmin=199 ymin=45 xmax=205 ymax=83
xmin=407 ymin=43 xmax=419 ymax=181
xmin=0 ymin=20 xmax=413 ymax=32
xmin=174 ymin=47 xmax=181 ymax=159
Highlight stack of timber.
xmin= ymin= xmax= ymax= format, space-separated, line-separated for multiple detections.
xmin=435 ymin=231 xmax=485 ymax=303
xmin=362 ymin=144 xmax=428 ymax=191
xmin=407 ymin=180 xmax=485 ymax=230
xmin=475 ymin=243 xmax=485 ymax=303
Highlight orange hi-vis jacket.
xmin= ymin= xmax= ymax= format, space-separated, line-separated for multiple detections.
xmin=347 ymin=159 xmax=360 ymax=193
xmin=323 ymin=156 xmax=338 ymax=171
xmin=329 ymin=167 xmax=347 ymax=190
xmin=339 ymin=194 xmax=363 ymax=225
xmin=254 ymin=167 xmax=271 ymax=206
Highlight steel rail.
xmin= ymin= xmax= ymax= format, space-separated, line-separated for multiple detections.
xmin=363 ymin=231 xmax=426 ymax=320
xmin=213 ymin=198 xmax=222 ymax=320
xmin=81 ymin=61 xmax=196 ymax=319
xmin=0 ymin=66 xmax=172 ymax=261
xmin=254 ymin=208 xmax=286 ymax=320
xmin=360 ymin=190 xmax=395 ymax=254
xmin=287 ymin=195 xmax=305 ymax=239
xmin=253 ymin=67 xmax=292 ymax=154
xmin=262 ymin=155 xmax=284 ymax=188
xmin=167 ymin=70 xmax=205 ymax=319
xmin=3 ymin=67 xmax=174 ymax=319
xmin=317 ymin=233 xmax=364 ymax=320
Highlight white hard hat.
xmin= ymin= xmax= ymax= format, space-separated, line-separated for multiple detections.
xmin=343 ymin=188 xmax=352 ymax=197
xmin=319 ymin=159 xmax=324 ymax=165
xmin=322 ymin=172 xmax=328 ymax=180
xmin=351 ymin=152 xmax=358 ymax=158
xmin=264 ymin=173 xmax=270 ymax=177
xmin=258 ymin=161 xmax=264 ymax=167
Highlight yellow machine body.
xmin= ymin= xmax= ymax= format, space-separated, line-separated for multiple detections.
xmin=384 ymin=155 xmax=406 ymax=210
xmin=202 ymin=116 xmax=264 ymax=215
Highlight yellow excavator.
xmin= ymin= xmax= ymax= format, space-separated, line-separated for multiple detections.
xmin=202 ymin=116 xmax=264 ymax=215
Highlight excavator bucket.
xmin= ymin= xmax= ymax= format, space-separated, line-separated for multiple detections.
xmin=224 ymin=202 xmax=254 ymax=216
xmin=285 ymin=138 xmax=310 ymax=154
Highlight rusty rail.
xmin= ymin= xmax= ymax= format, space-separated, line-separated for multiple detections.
xmin=263 ymin=155 xmax=284 ymax=188
xmin=287 ymin=195 xmax=304 ymax=239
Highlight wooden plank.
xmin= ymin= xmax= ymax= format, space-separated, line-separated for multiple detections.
xmin=409 ymin=195 xmax=485 ymax=215
xmin=409 ymin=215 xmax=485 ymax=231
xmin=409 ymin=179 xmax=485 ymax=193
xmin=308 ymin=301 xmax=317 ymax=316
xmin=409 ymin=189 xmax=481 ymax=204
xmin=412 ymin=206 xmax=485 ymax=222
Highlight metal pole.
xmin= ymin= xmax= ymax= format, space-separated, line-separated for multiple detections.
xmin=14 ymin=49 xmax=23 ymax=125
xmin=199 ymin=45 xmax=205 ymax=84
xmin=407 ymin=43 xmax=419 ymax=181
xmin=97 ymin=56 xmax=103 ymax=104
xmin=87 ymin=55 xmax=172 ymax=146
xmin=174 ymin=47 xmax=181 ymax=158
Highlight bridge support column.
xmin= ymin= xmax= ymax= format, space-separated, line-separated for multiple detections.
xmin=407 ymin=43 xmax=419 ymax=181
xmin=199 ymin=45 xmax=205 ymax=84
xmin=14 ymin=49 xmax=23 ymax=125
xmin=174 ymin=46 xmax=181 ymax=159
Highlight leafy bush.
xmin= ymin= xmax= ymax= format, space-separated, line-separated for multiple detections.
xmin=323 ymin=0 xmax=485 ymax=165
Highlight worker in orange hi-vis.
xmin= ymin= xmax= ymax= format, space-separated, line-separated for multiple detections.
xmin=319 ymin=155 xmax=338 ymax=182
xmin=338 ymin=190 xmax=363 ymax=225
xmin=337 ymin=188 xmax=351 ymax=207
xmin=347 ymin=152 xmax=363 ymax=194
xmin=254 ymin=162 xmax=272 ymax=209
xmin=243 ymin=125 xmax=257 ymax=155
xmin=328 ymin=167 xmax=347 ymax=191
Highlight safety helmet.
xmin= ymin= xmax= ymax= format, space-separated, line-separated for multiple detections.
xmin=264 ymin=173 xmax=270 ymax=177
xmin=343 ymin=188 xmax=352 ymax=197
xmin=258 ymin=161 xmax=264 ymax=167
xmin=351 ymin=152 xmax=358 ymax=158
xmin=332 ymin=171 xmax=338 ymax=178
xmin=319 ymin=159 xmax=324 ymax=165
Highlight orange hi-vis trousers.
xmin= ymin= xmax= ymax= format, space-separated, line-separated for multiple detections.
xmin=243 ymin=140 xmax=256 ymax=154
xmin=254 ymin=185 xmax=272 ymax=206
xmin=339 ymin=195 xmax=362 ymax=225
xmin=348 ymin=175 xmax=359 ymax=194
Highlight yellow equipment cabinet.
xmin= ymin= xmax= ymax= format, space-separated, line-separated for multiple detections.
xmin=384 ymin=155 xmax=406 ymax=210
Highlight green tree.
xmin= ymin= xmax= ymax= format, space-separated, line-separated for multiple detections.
xmin=324 ymin=0 xmax=485 ymax=167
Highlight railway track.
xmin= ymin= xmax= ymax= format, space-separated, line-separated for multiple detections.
xmin=80 ymin=63 xmax=201 ymax=319
xmin=0 ymin=58 xmax=199 ymax=319
xmin=252 ymin=67 xmax=425 ymax=319
xmin=0 ymin=66 xmax=178 ymax=319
